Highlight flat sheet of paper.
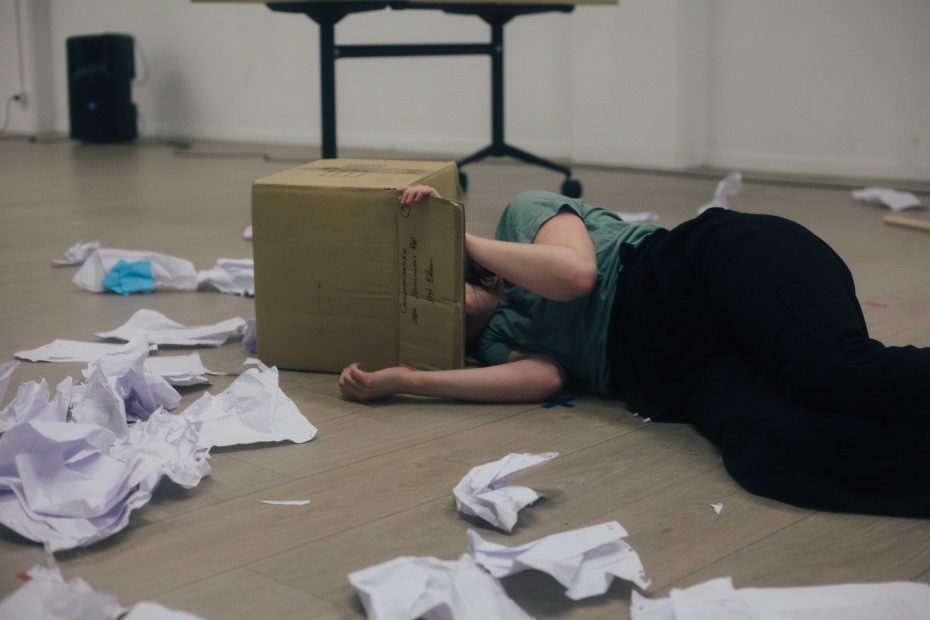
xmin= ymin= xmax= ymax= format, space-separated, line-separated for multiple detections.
xmin=186 ymin=364 xmax=317 ymax=449
xmin=348 ymin=554 xmax=532 ymax=620
xmin=260 ymin=499 xmax=310 ymax=506
xmin=469 ymin=521 xmax=652 ymax=599
xmin=144 ymin=353 xmax=215 ymax=387
xmin=96 ymin=309 xmax=246 ymax=347
xmin=453 ymin=451 xmax=558 ymax=532
xmin=197 ymin=258 xmax=254 ymax=297
xmin=698 ymin=171 xmax=742 ymax=214
xmin=15 ymin=339 xmax=152 ymax=363
xmin=852 ymin=187 xmax=922 ymax=212
xmin=52 ymin=240 xmax=101 ymax=266
xmin=73 ymin=248 xmax=198 ymax=293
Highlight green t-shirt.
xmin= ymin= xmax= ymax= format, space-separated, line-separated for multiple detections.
xmin=474 ymin=191 xmax=660 ymax=395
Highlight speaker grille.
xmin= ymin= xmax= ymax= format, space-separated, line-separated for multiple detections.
xmin=67 ymin=33 xmax=137 ymax=143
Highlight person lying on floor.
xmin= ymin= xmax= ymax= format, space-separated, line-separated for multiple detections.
xmin=339 ymin=184 xmax=930 ymax=519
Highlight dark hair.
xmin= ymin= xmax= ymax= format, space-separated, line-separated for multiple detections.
xmin=465 ymin=258 xmax=499 ymax=288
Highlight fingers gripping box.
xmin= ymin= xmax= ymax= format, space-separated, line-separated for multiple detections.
xmin=252 ymin=159 xmax=464 ymax=372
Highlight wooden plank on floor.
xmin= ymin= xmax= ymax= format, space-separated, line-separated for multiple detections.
xmin=670 ymin=512 xmax=930 ymax=589
xmin=153 ymin=568 xmax=355 ymax=620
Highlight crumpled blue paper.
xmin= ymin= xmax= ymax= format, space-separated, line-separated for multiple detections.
xmin=102 ymin=260 xmax=154 ymax=295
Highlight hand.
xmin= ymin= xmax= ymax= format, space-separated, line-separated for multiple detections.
xmin=338 ymin=363 xmax=413 ymax=401
xmin=396 ymin=185 xmax=441 ymax=206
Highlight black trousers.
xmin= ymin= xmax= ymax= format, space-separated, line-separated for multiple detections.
xmin=608 ymin=209 xmax=930 ymax=518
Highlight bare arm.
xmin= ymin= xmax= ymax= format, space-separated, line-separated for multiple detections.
xmin=339 ymin=353 xmax=565 ymax=402
xmin=465 ymin=210 xmax=597 ymax=302
xmin=397 ymin=185 xmax=596 ymax=302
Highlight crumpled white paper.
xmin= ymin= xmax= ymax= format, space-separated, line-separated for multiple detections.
xmin=469 ymin=521 xmax=651 ymax=600
xmin=96 ymin=309 xmax=246 ymax=347
xmin=852 ymin=187 xmax=922 ymax=212
xmin=0 ymin=560 xmax=205 ymax=620
xmin=0 ymin=407 xmax=211 ymax=551
xmin=697 ymin=172 xmax=742 ymax=215
xmin=453 ymin=452 xmax=558 ymax=532
xmin=70 ymin=338 xmax=181 ymax=435
xmin=73 ymin=248 xmax=198 ymax=293
xmin=348 ymin=553 xmax=532 ymax=620
xmin=197 ymin=258 xmax=254 ymax=297
xmin=52 ymin=241 xmax=101 ymax=267
xmin=185 ymin=364 xmax=317 ymax=449
xmin=0 ymin=375 xmax=72 ymax=433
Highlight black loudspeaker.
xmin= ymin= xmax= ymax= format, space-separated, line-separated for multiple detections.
xmin=67 ymin=33 xmax=137 ymax=143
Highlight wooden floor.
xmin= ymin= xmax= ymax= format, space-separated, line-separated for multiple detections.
xmin=1 ymin=137 xmax=929 ymax=618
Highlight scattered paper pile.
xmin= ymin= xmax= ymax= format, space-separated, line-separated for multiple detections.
xmin=0 ymin=343 xmax=316 ymax=551
xmin=349 ymin=522 xmax=652 ymax=619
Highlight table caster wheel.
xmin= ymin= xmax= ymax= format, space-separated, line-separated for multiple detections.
xmin=561 ymin=178 xmax=582 ymax=198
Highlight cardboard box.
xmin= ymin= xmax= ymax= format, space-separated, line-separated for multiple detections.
xmin=252 ymin=159 xmax=464 ymax=373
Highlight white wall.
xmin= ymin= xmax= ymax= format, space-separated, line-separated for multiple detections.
xmin=705 ymin=0 xmax=930 ymax=180
xmin=2 ymin=0 xmax=928 ymax=180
